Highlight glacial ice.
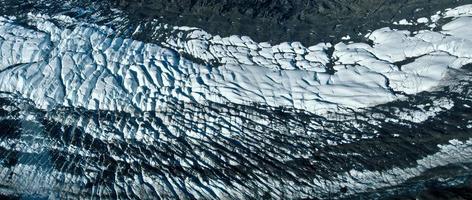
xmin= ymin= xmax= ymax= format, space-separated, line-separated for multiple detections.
xmin=316 ymin=138 xmax=472 ymax=196
xmin=0 ymin=3 xmax=471 ymax=199
xmin=0 ymin=5 xmax=471 ymax=116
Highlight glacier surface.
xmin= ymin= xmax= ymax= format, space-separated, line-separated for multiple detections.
xmin=0 ymin=2 xmax=472 ymax=199
xmin=0 ymin=6 xmax=471 ymax=115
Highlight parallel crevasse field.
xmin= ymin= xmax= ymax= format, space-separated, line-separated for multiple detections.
xmin=0 ymin=0 xmax=472 ymax=199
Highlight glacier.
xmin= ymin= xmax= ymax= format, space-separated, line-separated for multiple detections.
xmin=0 ymin=1 xmax=471 ymax=199
xmin=0 ymin=6 xmax=471 ymax=115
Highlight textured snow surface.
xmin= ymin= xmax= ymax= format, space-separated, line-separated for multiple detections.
xmin=0 ymin=74 xmax=471 ymax=199
xmin=0 ymin=3 xmax=472 ymax=199
xmin=0 ymin=78 xmax=471 ymax=199
xmin=0 ymin=6 xmax=471 ymax=115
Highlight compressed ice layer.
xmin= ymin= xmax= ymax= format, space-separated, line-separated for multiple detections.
xmin=0 ymin=5 xmax=472 ymax=115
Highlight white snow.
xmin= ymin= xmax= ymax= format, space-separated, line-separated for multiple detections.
xmin=0 ymin=5 xmax=471 ymax=115
xmin=417 ymin=17 xmax=429 ymax=24
xmin=395 ymin=97 xmax=454 ymax=123
xmin=444 ymin=4 xmax=472 ymax=18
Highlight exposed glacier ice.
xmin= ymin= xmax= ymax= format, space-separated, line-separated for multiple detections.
xmin=318 ymin=138 xmax=472 ymax=197
xmin=0 ymin=6 xmax=471 ymax=115
xmin=0 ymin=1 xmax=471 ymax=200
xmin=394 ymin=97 xmax=454 ymax=123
